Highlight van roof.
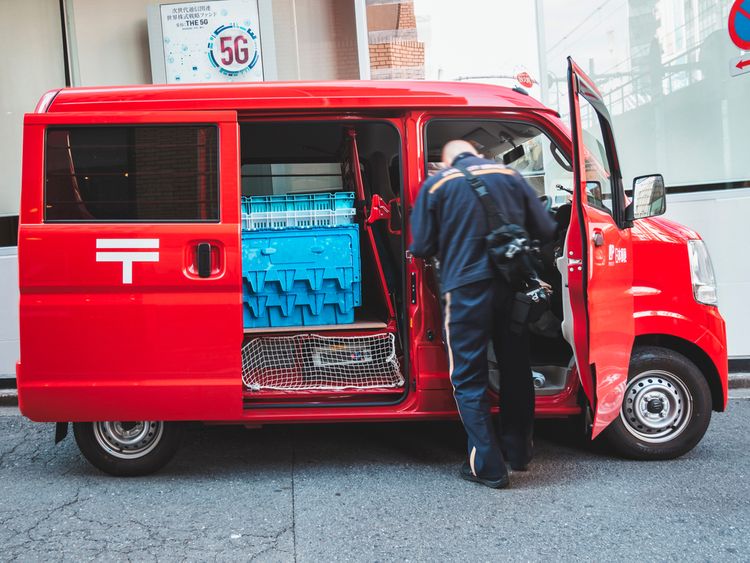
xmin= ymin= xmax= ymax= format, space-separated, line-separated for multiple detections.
xmin=40 ymin=80 xmax=555 ymax=114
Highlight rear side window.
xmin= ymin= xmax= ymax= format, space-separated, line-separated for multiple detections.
xmin=45 ymin=125 xmax=218 ymax=222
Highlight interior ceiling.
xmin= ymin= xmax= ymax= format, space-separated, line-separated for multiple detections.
xmin=427 ymin=121 xmax=540 ymax=160
xmin=240 ymin=123 xmax=344 ymax=162
xmin=239 ymin=122 xmax=399 ymax=163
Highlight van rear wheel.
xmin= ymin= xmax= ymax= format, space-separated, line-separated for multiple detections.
xmin=73 ymin=421 xmax=183 ymax=476
xmin=603 ymin=346 xmax=712 ymax=460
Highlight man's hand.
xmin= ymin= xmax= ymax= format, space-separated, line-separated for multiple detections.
xmin=537 ymin=279 xmax=553 ymax=293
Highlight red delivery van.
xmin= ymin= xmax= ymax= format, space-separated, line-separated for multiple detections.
xmin=17 ymin=59 xmax=728 ymax=476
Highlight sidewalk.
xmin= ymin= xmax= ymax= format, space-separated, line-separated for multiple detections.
xmin=2 ymin=373 xmax=748 ymax=407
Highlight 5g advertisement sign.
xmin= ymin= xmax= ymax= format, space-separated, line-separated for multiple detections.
xmin=149 ymin=0 xmax=263 ymax=83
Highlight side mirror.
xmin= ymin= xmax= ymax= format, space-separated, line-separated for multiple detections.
xmin=628 ymin=174 xmax=666 ymax=220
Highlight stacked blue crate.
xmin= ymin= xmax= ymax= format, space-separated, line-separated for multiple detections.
xmin=241 ymin=193 xmax=361 ymax=328
xmin=242 ymin=192 xmax=355 ymax=214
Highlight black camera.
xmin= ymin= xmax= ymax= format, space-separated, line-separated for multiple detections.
xmin=509 ymin=283 xmax=551 ymax=335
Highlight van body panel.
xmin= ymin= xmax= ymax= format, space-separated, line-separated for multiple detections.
xmin=18 ymin=111 xmax=243 ymax=421
xmin=44 ymin=81 xmax=556 ymax=115
xmin=17 ymin=82 xmax=728 ymax=426
xmin=630 ymin=218 xmax=729 ymax=410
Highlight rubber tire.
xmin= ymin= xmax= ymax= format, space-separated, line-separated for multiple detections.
xmin=603 ymin=346 xmax=712 ymax=460
xmin=73 ymin=421 xmax=184 ymax=476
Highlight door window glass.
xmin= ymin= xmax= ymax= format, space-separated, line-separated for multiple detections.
xmin=578 ymin=97 xmax=614 ymax=215
xmin=45 ymin=125 xmax=218 ymax=222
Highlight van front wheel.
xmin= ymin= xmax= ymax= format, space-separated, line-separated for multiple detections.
xmin=603 ymin=346 xmax=712 ymax=460
xmin=73 ymin=421 xmax=183 ymax=476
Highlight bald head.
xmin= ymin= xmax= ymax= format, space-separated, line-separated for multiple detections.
xmin=441 ymin=140 xmax=478 ymax=167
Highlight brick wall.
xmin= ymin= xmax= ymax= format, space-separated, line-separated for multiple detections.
xmin=366 ymin=0 xmax=424 ymax=80
xmin=397 ymin=2 xmax=416 ymax=29
xmin=369 ymin=41 xmax=424 ymax=69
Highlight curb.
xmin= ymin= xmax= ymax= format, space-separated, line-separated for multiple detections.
xmin=729 ymin=372 xmax=750 ymax=389
xmin=0 ymin=389 xmax=18 ymax=407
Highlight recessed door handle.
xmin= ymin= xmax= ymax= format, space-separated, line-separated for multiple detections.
xmin=197 ymin=242 xmax=212 ymax=278
xmin=593 ymin=230 xmax=604 ymax=247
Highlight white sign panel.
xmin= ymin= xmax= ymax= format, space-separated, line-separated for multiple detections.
xmin=729 ymin=54 xmax=750 ymax=77
xmin=160 ymin=0 xmax=263 ymax=83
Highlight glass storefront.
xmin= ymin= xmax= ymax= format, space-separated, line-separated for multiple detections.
xmin=539 ymin=0 xmax=750 ymax=357
xmin=539 ymin=0 xmax=749 ymax=190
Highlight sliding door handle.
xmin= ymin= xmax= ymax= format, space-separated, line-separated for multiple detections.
xmin=197 ymin=242 xmax=212 ymax=278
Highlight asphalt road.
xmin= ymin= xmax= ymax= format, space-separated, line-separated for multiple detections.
xmin=0 ymin=400 xmax=748 ymax=562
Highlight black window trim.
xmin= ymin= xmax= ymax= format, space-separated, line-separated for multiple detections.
xmin=237 ymin=116 xmax=412 ymax=410
xmin=43 ymin=123 xmax=222 ymax=224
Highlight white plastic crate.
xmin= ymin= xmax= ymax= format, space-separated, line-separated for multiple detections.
xmin=242 ymin=207 xmax=356 ymax=230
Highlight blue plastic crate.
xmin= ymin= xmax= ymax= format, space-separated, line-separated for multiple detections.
xmin=243 ymin=281 xmax=358 ymax=328
xmin=242 ymin=208 xmax=356 ymax=230
xmin=242 ymin=192 xmax=355 ymax=215
xmin=242 ymin=225 xmax=361 ymax=328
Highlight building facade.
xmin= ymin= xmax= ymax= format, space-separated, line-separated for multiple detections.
xmin=367 ymin=0 xmax=425 ymax=79
xmin=537 ymin=0 xmax=749 ymax=359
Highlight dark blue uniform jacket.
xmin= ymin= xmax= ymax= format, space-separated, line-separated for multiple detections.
xmin=409 ymin=154 xmax=557 ymax=293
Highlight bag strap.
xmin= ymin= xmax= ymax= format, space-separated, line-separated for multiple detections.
xmin=452 ymin=162 xmax=511 ymax=230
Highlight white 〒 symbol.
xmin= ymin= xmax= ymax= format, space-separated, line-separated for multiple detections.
xmin=96 ymin=239 xmax=160 ymax=284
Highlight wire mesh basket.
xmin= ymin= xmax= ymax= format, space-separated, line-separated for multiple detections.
xmin=241 ymin=333 xmax=404 ymax=391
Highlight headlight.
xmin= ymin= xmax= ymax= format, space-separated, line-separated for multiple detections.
xmin=687 ymin=239 xmax=718 ymax=306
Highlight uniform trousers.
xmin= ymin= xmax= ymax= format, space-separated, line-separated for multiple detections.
xmin=443 ymin=278 xmax=535 ymax=479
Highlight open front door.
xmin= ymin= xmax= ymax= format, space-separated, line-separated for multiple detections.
xmin=562 ymin=57 xmax=634 ymax=438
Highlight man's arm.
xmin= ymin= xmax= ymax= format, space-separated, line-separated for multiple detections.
xmin=409 ymin=183 xmax=439 ymax=258
xmin=518 ymin=177 xmax=557 ymax=243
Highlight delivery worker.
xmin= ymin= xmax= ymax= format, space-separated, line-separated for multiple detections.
xmin=409 ymin=140 xmax=556 ymax=489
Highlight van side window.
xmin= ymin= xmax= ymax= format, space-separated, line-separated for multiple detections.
xmin=45 ymin=126 xmax=218 ymax=222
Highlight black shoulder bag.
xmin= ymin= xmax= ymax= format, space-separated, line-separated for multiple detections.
xmin=452 ymin=163 xmax=536 ymax=291
xmin=452 ymin=163 xmax=550 ymax=333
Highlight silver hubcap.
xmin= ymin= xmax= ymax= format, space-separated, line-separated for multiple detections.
xmin=93 ymin=421 xmax=164 ymax=459
xmin=620 ymin=370 xmax=692 ymax=443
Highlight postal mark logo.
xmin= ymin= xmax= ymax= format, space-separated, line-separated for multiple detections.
xmin=96 ymin=239 xmax=160 ymax=284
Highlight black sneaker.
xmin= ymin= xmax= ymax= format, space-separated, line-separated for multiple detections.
xmin=500 ymin=449 xmax=531 ymax=472
xmin=508 ymin=461 xmax=529 ymax=472
xmin=460 ymin=462 xmax=509 ymax=489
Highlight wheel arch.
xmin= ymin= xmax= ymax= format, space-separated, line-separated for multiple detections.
xmin=633 ymin=334 xmax=725 ymax=412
